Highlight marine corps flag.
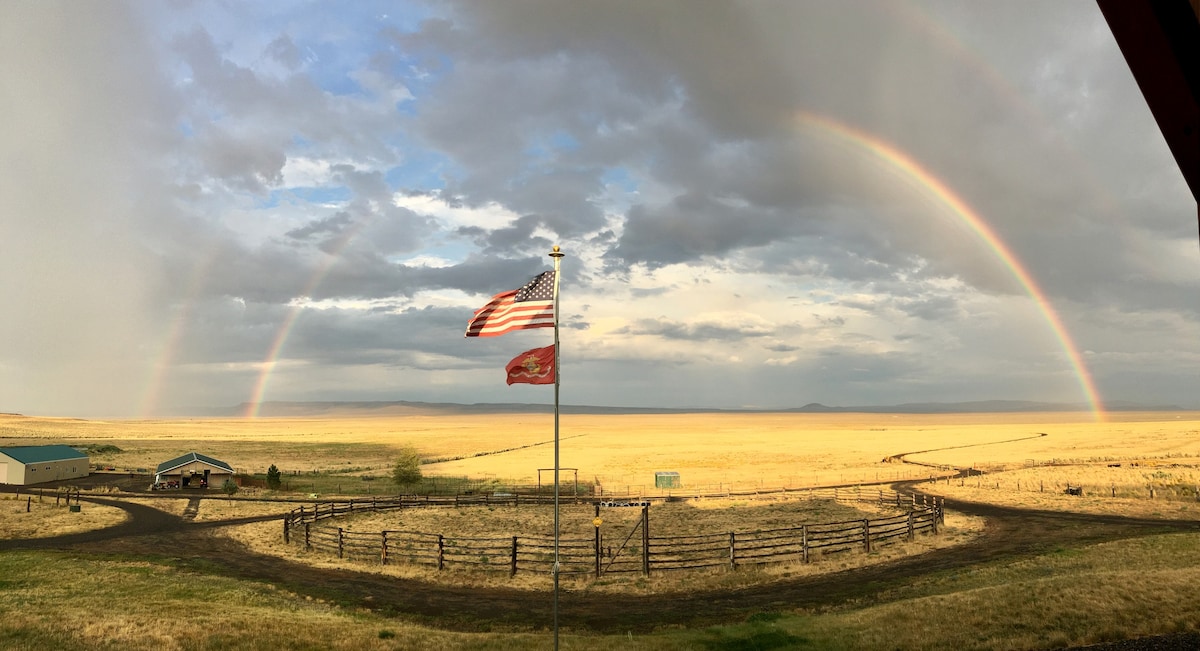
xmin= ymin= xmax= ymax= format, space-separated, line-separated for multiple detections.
xmin=505 ymin=345 xmax=556 ymax=385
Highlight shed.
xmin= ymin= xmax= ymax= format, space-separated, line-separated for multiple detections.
xmin=654 ymin=471 xmax=681 ymax=489
xmin=154 ymin=452 xmax=234 ymax=489
xmin=0 ymin=445 xmax=89 ymax=486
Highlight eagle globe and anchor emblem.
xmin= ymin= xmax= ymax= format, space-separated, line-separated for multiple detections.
xmin=519 ymin=354 xmax=544 ymax=374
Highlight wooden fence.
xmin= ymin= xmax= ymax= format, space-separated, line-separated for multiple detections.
xmin=282 ymin=489 xmax=944 ymax=577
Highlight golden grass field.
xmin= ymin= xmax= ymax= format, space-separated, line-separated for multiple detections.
xmin=8 ymin=410 xmax=1199 ymax=493
xmin=0 ymin=492 xmax=127 ymax=539
xmin=4 ymin=410 xmax=1200 ymax=650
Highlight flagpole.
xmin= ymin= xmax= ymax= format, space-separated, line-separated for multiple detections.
xmin=549 ymin=245 xmax=564 ymax=651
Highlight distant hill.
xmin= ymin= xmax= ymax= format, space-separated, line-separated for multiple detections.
xmin=217 ymin=400 xmax=722 ymax=418
xmin=213 ymin=398 xmax=1189 ymax=418
xmin=790 ymin=400 xmax=1185 ymax=413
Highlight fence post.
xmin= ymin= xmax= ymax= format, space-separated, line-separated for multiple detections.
xmin=801 ymin=524 xmax=809 ymax=563
xmin=437 ymin=535 xmax=445 ymax=570
xmin=729 ymin=532 xmax=737 ymax=571
xmin=594 ymin=504 xmax=602 ymax=578
xmin=930 ymin=507 xmax=939 ymax=535
xmin=337 ymin=528 xmax=344 ymax=558
xmin=907 ymin=510 xmax=915 ymax=541
xmin=283 ymin=517 xmax=289 ymax=544
xmin=304 ymin=523 xmax=310 ymax=551
xmin=510 ymin=536 xmax=518 ymax=577
xmin=642 ymin=505 xmax=650 ymax=576
xmin=862 ymin=519 xmax=870 ymax=552
xmin=381 ymin=531 xmax=389 ymax=565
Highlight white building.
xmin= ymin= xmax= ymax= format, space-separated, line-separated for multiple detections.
xmin=153 ymin=452 xmax=234 ymax=489
xmin=0 ymin=445 xmax=90 ymax=486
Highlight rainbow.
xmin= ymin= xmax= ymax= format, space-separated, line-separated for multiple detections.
xmin=137 ymin=246 xmax=223 ymax=419
xmin=137 ymin=301 xmax=191 ymax=419
xmin=244 ymin=216 xmax=377 ymax=418
xmin=798 ymin=112 xmax=1104 ymax=420
xmin=235 ymin=114 xmax=1104 ymax=420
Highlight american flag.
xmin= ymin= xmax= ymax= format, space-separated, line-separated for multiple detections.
xmin=464 ymin=271 xmax=556 ymax=337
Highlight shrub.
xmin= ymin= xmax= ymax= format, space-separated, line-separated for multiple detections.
xmin=266 ymin=464 xmax=282 ymax=490
xmin=392 ymin=446 xmax=423 ymax=492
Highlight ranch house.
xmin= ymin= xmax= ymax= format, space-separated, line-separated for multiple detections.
xmin=154 ymin=452 xmax=233 ymax=489
xmin=0 ymin=445 xmax=90 ymax=486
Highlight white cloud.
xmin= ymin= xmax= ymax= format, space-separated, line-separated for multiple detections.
xmin=392 ymin=193 xmax=522 ymax=230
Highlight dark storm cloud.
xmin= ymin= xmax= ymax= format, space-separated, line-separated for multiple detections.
xmin=266 ymin=33 xmax=303 ymax=70
xmin=615 ymin=317 xmax=773 ymax=341
xmin=302 ymin=166 xmax=433 ymax=258
xmin=404 ymin=0 xmax=1196 ymax=313
xmin=457 ymin=214 xmax=553 ymax=256
xmin=605 ymin=194 xmax=805 ymax=269
xmin=283 ymin=305 xmax=475 ymax=365
xmin=765 ymin=343 xmax=801 ymax=353
xmin=286 ymin=212 xmax=354 ymax=240
xmin=194 ymin=128 xmax=287 ymax=194
xmin=896 ymin=295 xmax=962 ymax=322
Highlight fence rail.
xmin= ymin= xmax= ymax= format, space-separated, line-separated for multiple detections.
xmin=282 ymin=488 xmax=944 ymax=577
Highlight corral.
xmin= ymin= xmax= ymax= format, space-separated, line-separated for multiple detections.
xmin=281 ymin=489 xmax=943 ymax=575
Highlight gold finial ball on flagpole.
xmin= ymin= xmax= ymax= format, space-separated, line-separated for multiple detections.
xmin=549 ymin=245 xmax=564 ymax=258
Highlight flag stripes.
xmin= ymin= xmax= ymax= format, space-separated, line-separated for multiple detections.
xmin=464 ymin=271 xmax=556 ymax=337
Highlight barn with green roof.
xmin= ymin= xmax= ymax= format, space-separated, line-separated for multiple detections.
xmin=154 ymin=452 xmax=234 ymax=489
xmin=0 ymin=445 xmax=89 ymax=486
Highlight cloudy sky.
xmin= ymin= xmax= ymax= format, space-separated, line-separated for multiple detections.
xmin=1 ymin=1 xmax=1196 ymax=418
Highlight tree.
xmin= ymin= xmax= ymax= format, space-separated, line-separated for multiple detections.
xmin=392 ymin=446 xmax=423 ymax=493
xmin=222 ymin=478 xmax=239 ymax=496
xmin=266 ymin=464 xmax=282 ymax=490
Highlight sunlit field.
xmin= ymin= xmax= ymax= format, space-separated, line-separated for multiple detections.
xmin=5 ymin=411 xmax=1200 ymax=650
xmin=4 ymin=411 xmax=1199 ymax=494
xmin=0 ymin=493 xmax=127 ymax=539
